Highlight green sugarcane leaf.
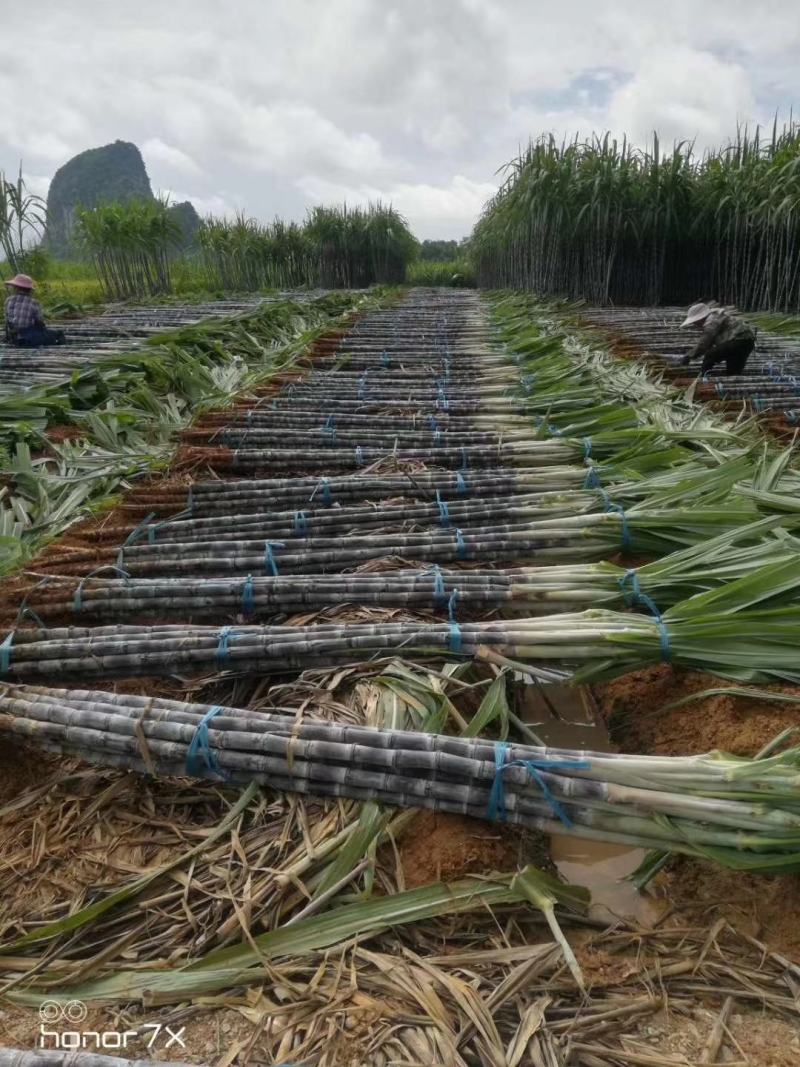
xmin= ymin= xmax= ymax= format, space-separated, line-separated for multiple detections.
xmin=511 ymin=867 xmax=588 ymax=989
xmin=10 ymin=876 xmax=527 ymax=1005
xmin=464 ymin=672 xmax=511 ymax=739
xmin=314 ymin=801 xmax=389 ymax=899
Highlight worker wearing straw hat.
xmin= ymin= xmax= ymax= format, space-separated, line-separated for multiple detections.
xmin=678 ymin=301 xmax=755 ymax=376
xmin=3 ymin=273 xmax=65 ymax=347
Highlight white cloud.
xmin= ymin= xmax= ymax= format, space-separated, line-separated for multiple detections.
xmin=296 ymin=174 xmax=498 ymax=239
xmin=607 ymin=49 xmax=756 ymax=149
xmin=0 ymin=0 xmax=797 ymax=238
xmin=170 ymin=190 xmax=239 ymax=219
xmin=142 ymin=138 xmax=202 ymax=177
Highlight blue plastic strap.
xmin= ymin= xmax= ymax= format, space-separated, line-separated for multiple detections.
xmin=264 ymin=541 xmax=284 ymax=576
xmin=618 ymin=568 xmax=641 ymax=606
xmin=447 ymin=588 xmax=458 ymax=622
xmin=487 ymin=742 xmax=590 ymax=826
xmin=460 ymin=446 xmax=469 ymax=471
xmin=436 ymin=490 xmax=450 ymax=528
xmin=355 ymin=446 xmax=365 ymax=466
xmin=324 ymin=414 xmax=336 ymax=431
xmin=293 ymin=511 xmax=308 ymax=536
xmin=216 ymin=627 xmax=234 ymax=667
xmin=147 ymin=522 xmax=165 ymax=545
xmin=310 ymin=477 xmax=332 ymax=506
xmin=381 ymin=349 xmax=389 ymax=366
xmin=0 ymin=632 xmax=14 ymax=676
xmin=16 ymin=606 xmax=45 ymax=628
xmin=430 ymin=564 xmax=447 ymax=606
xmin=605 ymin=502 xmax=631 ymax=552
xmin=583 ymin=465 xmax=601 ymax=489
xmin=618 ymin=571 xmax=671 ymax=662
xmin=123 ymin=512 xmax=156 ymax=547
xmin=429 ymin=416 xmax=439 ymax=432
xmin=433 ymin=429 xmax=442 ymax=446
xmin=582 ymin=437 xmax=593 ymax=463
xmin=447 ymin=588 xmax=461 ymax=654
xmin=73 ymin=565 xmax=131 ymax=613
xmin=242 ymin=575 xmax=255 ymax=616
xmin=456 ymin=472 xmax=468 ymax=494
xmin=455 ymin=528 xmax=467 ymax=559
xmin=186 ymin=705 xmax=227 ymax=778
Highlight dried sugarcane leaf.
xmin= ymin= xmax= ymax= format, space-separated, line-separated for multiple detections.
xmin=0 ymin=782 xmax=259 ymax=952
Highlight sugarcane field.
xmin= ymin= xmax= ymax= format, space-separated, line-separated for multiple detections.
xmin=3 ymin=7 xmax=800 ymax=1067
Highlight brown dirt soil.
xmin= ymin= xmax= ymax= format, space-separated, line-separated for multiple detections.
xmin=396 ymin=811 xmax=522 ymax=889
xmin=44 ymin=425 xmax=87 ymax=443
xmin=661 ymin=857 xmax=800 ymax=960
xmin=630 ymin=1005 xmax=800 ymax=1067
xmin=0 ymin=738 xmax=63 ymax=807
xmin=594 ymin=664 xmax=800 ymax=756
xmin=595 ymin=665 xmax=800 ymax=962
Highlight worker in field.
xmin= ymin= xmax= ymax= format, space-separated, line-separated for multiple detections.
xmin=3 ymin=273 xmax=66 ymax=347
xmin=679 ymin=301 xmax=755 ymax=376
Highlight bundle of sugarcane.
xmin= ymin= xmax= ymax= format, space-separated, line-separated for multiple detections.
xmin=0 ymin=1052 xmax=199 ymax=1067
xmin=200 ymin=408 xmax=533 ymax=430
xmin=20 ymin=522 xmax=791 ymax=623
xmin=183 ymin=468 xmax=603 ymax=514
xmin=169 ymin=449 xmax=734 ymax=520
xmin=120 ymin=471 xmax=759 ymax=546
xmin=4 ymin=558 xmax=800 ymax=682
xmin=204 ymin=428 xmax=537 ymax=450
xmin=2 ymin=684 xmax=799 ymax=872
xmin=108 ymin=506 xmax=757 ymax=577
xmin=191 ymin=441 xmax=591 ymax=475
xmin=247 ymin=396 xmax=526 ymax=414
xmin=37 ymin=504 xmax=755 ymax=578
xmin=98 ymin=489 xmax=607 ymax=546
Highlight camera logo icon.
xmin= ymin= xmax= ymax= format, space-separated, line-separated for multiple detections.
xmin=38 ymin=1001 xmax=88 ymax=1024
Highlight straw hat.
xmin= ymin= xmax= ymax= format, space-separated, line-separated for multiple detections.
xmin=680 ymin=302 xmax=714 ymax=328
xmin=4 ymin=273 xmax=35 ymax=290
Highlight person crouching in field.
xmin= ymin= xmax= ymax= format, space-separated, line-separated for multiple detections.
xmin=3 ymin=273 xmax=66 ymax=347
xmin=679 ymin=301 xmax=755 ymax=376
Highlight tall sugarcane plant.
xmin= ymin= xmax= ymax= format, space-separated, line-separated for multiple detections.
xmin=0 ymin=167 xmax=47 ymax=274
xmin=198 ymin=202 xmax=418 ymax=292
xmin=471 ymin=123 xmax=800 ymax=311
xmin=76 ymin=197 xmax=182 ymax=300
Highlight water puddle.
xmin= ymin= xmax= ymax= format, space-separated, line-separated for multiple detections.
xmin=516 ymin=679 xmax=665 ymax=925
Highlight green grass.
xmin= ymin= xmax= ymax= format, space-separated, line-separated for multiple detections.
xmin=406 ymin=259 xmax=475 ymax=287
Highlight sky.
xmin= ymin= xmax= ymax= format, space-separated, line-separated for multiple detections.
xmin=1 ymin=0 xmax=798 ymax=240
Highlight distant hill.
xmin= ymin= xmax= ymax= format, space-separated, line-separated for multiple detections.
xmin=168 ymin=198 xmax=201 ymax=252
xmin=45 ymin=140 xmax=200 ymax=257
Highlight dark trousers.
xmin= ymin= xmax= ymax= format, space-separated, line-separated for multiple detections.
xmin=701 ymin=337 xmax=754 ymax=376
xmin=11 ymin=325 xmax=66 ymax=348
